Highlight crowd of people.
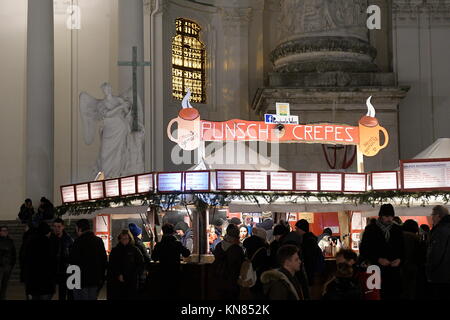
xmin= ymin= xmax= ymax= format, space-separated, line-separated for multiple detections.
xmin=1 ymin=200 xmax=450 ymax=300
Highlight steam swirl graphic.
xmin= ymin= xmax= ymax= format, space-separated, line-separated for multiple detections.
xmin=181 ymin=88 xmax=193 ymax=109
xmin=366 ymin=96 xmax=376 ymax=117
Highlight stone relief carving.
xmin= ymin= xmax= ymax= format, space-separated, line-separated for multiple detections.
xmin=393 ymin=0 xmax=450 ymax=25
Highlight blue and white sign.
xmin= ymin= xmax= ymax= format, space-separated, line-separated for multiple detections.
xmin=264 ymin=114 xmax=299 ymax=124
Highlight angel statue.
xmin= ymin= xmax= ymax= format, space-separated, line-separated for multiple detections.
xmin=79 ymin=82 xmax=144 ymax=179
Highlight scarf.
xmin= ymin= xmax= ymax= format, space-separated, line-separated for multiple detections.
xmin=376 ymin=218 xmax=393 ymax=241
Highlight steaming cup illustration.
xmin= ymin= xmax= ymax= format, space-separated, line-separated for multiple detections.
xmin=358 ymin=97 xmax=389 ymax=156
xmin=167 ymin=89 xmax=201 ymax=151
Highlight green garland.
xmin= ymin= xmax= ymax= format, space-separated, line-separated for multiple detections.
xmin=56 ymin=190 xmax=450 ymax=216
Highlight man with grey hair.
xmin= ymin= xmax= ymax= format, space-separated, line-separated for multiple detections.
xmin=426 ymin=205 xmax=450 ymax=299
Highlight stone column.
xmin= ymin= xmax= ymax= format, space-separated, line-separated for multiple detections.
xmin=26 ymin=0 xmax=54 ymax=203
xmin=271 ymin=0 xmax=377 ymax=76
xmin=118 ymin=0 xmax=144 ymax=115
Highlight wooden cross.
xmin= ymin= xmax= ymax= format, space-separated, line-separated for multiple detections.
xmin=117 ymin=46 xmax=151 ymax=132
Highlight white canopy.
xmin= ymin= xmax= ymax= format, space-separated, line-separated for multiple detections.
xmin=188 ymin=142 xmax=286 ymax=171
xmin=412 ymin=138 xmax=450 ymax=159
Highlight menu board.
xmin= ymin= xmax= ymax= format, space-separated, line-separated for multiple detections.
xmin=158 ymin=172 xmax=183 ymax=192
xmin=320 ymin=173 xmax=343 ymax=191
xmin=105 ymin=179 xmax=120 ymax=197
xmin=344 ymin=174 xmax=367 ymax=192
xmin=137 ymin=174 xmax=153 ymax=193
xmin=89 ymin=182 xmax=104 ymax=199
xmin=402 ymin=160 xmax=450 ymax=190
xmin=216 ymin=171 xmax=242 ymax=190
xmin=270 ymin=172 xmax=293 ymax=190
xmin=185 ymin=171 xmax=210 ymax=191
xmin=61 ymin=186 xmax=75 ymax=203
xmin=295 ymin=172 xmax=319 ymax=191
xmin=244 ymin=171 xmax=268 ymax=190
xmin=371 ymin=172 xmax=398 ymax=190
xmin=120 ymin=176 xmax=136 ymax=195
xmin=75 ymin=184 xmax=89 ymax=201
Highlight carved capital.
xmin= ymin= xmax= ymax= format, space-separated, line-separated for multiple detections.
xmin=220 ymin=7 xmax=252 ymax=36
xmin=393 ymin=0 xmax=450 ymax=26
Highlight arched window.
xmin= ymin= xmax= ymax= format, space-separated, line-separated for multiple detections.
xmin=172 ymin=18 xmax=206 ymax=103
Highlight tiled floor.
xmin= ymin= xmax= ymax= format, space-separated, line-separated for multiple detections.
xmin=4 ymin=281 xmax=107 ymax=300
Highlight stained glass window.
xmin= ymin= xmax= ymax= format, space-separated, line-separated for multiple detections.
xmin=172 ymin=18 xmax=206 ymax=103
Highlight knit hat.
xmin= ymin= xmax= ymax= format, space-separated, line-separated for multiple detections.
xmin=295 ymin=219 xmax=309 ymax=232
xmin=174 ymin=221 xmax=189 ymax=233
xmin=252 ymin=227 xmax=267 ymax=241
xmin=128 ymin=223 xmax=142 ymax=237
xmin=229 ymin=217 xmax=242 ymax=225
xmin=273 ymin=224 xmax=289 ymax=236
xmin=379 ymin=204 xmax=395 ymax=217
xmin=226 ymin=224 xmax=240 ymax=239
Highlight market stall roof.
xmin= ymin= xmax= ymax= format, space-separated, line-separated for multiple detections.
xmin=188 ymin=143 xmax=286 ymax=171
xmin=395 ymin=138 xmax=450 ymax=169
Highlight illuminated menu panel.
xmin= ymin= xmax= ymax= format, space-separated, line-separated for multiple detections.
xmin=320 ymin=173 xmax=343 ymax=191
xmin=120 ymin=176 xmax=136 ymax=195
xmin=217 ymin=171 xmax=242 ymax=190
xmin=185 ymin=171 xmax=210 ymax=191
xmin=244 ymin=171 xmax=268 ymax=190
xmin=371 ymin=172 xmax=398 ymax=190
xmin=105 ymin=179 xmax=120 ymax=197
xmin=75 ymin=184 xmax=89 ymax=201
xmin=403 ymin=160 xmax=450 ymax=190
xmin=89 ymin=182 xmax=104 ymax=199
xmin=137 ymin=174 xmax=153 ymax=193
xmin=344 ymin=174 xmax=366 ymax=192
xmin=61 ymin=186 xmax=75 ymax=203
xmin=158 ymin=173 xmax=183 ymax=192
xmin=296 ymin=172 xmax=319 ymax=191
xmin=270 ymin=172 xmax=293 ymax=190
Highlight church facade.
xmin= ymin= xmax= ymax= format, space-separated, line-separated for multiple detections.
xmin=1 ymin=0 xmax=449 ymax=220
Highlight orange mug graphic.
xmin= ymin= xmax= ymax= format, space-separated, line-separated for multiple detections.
xmin=167 ymin=89 xmax=201 ymax=151
xmin=358 ymin=97 xmax=389 ymax=156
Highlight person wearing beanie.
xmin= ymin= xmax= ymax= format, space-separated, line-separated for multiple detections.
xmin=360 ymin=203 xmax=404 ymax=300
xmin=229 ymin=217 xmax=242 ymax=226
xmin=322 ymin=262 xmax=363 ymax=300
xmin=128 ymin=223 xmax=151 ymax=291
xmin=211 ymin=224 xmax=245 ymax=299
xmin=175 ymin=221 xmax=194 ymax=253
xmin=23 ymin=222 xmax=56 ymax=300
xmin=210 ymin=219 xmax=225 ymax=251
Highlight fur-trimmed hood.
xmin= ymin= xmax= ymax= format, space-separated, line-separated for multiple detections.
xmin=261 ymin=269 xmax=301 ymax=300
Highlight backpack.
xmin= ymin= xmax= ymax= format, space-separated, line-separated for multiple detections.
xmin=238 ymin=247 xmax=266 ymax=288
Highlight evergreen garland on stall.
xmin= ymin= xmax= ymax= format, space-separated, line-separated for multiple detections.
xmin=55 ymin=190 xmax=450 ymax=216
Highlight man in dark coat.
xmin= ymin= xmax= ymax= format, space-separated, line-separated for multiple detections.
xmin=212 ymin=224 xmax=245 ymax=300
xmin=128 ymin=223 xmax=151 ymax=291
xmin=69 ymin=219 xmax=107 ymax=300
xmin=24 ymin=222 xmax=56 ymax=300
xmin=107 ymin=230 xmax=144 ymax=300
xmin=174 ymin=221 xmax=194 ymax=253
xmin=426 ymin=205 xmax=450 ymax=300
xmin=322 ymin=262 xmax=363 ymax=300
xmin=400 ymin=219 xmax=422 ymax=299
xmin=0 ymin=226 xmax=16 ymax=300
xmin=360 ymin=204 xmax=404 ymax=300
xmin=36 ymin=197 xmax=55 ymax=221
xmin=50 ymin=218 xmax=74 ymax=300
xmin=19 ymin=223 xmax=35 ymax=299
xmin=269 ymin=224 xmax=290 ymax=268
xmin=151 ymin=223 xmax=190 ymax=299
xmin=261 ymin=244 xmax=304 ymax=300
xmin=18 ymin=199 xmax=34 ymax=224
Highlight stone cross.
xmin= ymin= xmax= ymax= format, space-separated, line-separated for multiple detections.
xmin=117 ymin=46 xmax=151 ymax=131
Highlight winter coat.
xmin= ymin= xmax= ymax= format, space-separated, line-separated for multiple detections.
xmin=401 ymin=231 xmax=422 ymax=298
xmin=69 ymin=231 xmax=107 ymax=288
xmin=107 ymin=242 xmax=144 ymax=299
xmin=151 ymin=234 xmax=190 ymax=270
xmin=426 ymin=215 xmax=450 ymax=283
xmin=50 ymin=231 xmax=74 ymax=275
xmin=18 ymin=204 xmax=34 ymax=224
xmin=24 ymin=233 xmax=57 ymax=296
xmin=261 ymin=268 xmax=304 ymax=300
xmin=19 ymin=228 xmax=36 ymax=282
xmin=243 ymin=236 xmax=271 ymax=298
xmin=211 ymin=237 xmax=245 ymax=299
xmin=180 ymin=228 xmax=194 ymax=253
xmin=37 ymin=200 xmax=55 ymax=221
xmin=360 ymin=221 xmax=404 ymax=265
xmin=0 ymin=236 xmax=16 ymax=270
xmin=134 ymin=237 xmax=151 ymax=270
xmin=269 ymin=240 xmax=282 ymax=268
xmin=300 ymin=232 xmax=324 ymax=282
xmin=322 ymin=277 xmax=363 ymax=300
